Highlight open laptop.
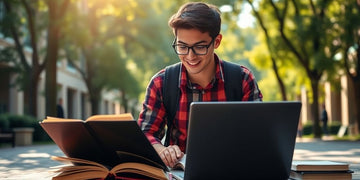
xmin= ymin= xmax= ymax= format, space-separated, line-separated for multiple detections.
xmin=172 ymin=101 xmax=301 ymax=180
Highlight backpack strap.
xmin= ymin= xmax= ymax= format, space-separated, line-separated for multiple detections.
xmin=163 ymin=62 xmax=181 ymax=146
xmin=223 ymin=60 xmax=243 ymax=101
xmin=162 ymin=61 xmax=243 ymax=146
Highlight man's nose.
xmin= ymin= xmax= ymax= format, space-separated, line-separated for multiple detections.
xmin=187 ymin=47 xmax=197 ymax=58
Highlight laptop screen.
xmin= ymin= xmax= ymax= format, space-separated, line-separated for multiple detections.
xmin=184 ymin=101 xmax=301 ymax=180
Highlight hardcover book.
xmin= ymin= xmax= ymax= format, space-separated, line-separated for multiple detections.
xmin=290 ymin=160 xmax=352 ymax=180
xmin=291 ymin=160 xmax=349 ymax=171
xmin=40 ymin=114 xmax=168 ymax=180
xmin=290 ymin=170 xmax=352 ymax=180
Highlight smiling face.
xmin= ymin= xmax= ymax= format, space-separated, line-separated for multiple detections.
xmin=175 ymin=28 xmax=222 ymax=84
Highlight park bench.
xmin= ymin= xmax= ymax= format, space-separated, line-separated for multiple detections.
xmin=0 ymin=128 xmax=15 ymax=148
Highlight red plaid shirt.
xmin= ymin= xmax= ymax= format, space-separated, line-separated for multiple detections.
xmin=138 ymin=54 xmax=263 ymax=152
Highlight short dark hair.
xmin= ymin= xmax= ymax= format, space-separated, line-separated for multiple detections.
xmin=168 ymin=2 xmax=221 ymax=39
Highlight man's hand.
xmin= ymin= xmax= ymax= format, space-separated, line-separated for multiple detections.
xmin=153 ymin=144 xmax=184 ymax=168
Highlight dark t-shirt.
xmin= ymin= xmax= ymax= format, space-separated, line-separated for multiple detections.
xmin=321 ymin=109 xmax=328 ymax=122
xmin=57 ymin=104 xmax=64 ymax=118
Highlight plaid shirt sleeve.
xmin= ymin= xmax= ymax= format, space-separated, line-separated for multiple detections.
xmin=137 ymin=70 xmax=167 ymax=145
xmin=240 ymin=66 xmax=263 ymax=101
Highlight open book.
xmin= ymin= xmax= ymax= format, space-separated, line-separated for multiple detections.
xmin=51 ymin=156 xmax=167 ymax=180
xmin=40 ymin=114 xmax=168 ymax=180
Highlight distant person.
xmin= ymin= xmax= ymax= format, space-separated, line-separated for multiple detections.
xmin=137 ymin=2 xmax=262 ymax=168
xmin=321 ymin=104 xmax=328 ymax=135
xmin=297 ymin=121 xmax=303 ymax=138
xmin=57 ymin=98 xmax=65 ymax=118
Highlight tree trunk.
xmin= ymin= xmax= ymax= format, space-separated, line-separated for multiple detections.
xmin=310 ymin=80 xmax=322 ymax=138
xmin=247 ymin=1 xmax=288 ymax=101
xmin=354 ymin=81 xmax=360 ymax=134
xmin=90 ymin=90 xmax=101 ymax=115
xmin=121 ymin=91 xmax=128 ymax=113
xmin=4 ymin=1 xmax=40 ymax=117
xmin=23 ymin=79 xmax=31 ymax=116
xmin=355 ymin=38 xmax=360 ymax=134
xmin=29 ymin=69 xmax=40 ymax=117
xmin=90 ymin=98 xmax=99 ymax=115
xmin=45 ymin=1 xmax=60 ymax=117
xmin=270 ymin=57 xmax=287 ymax=100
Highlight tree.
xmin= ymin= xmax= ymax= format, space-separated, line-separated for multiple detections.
xmin=244 ymin=0 xmax=339 ymax=138
xmin=1 ymin=0 xmax=68 ymax=118
xmin=2 ymin=1 xmax=43 ymax=117
xmin=97 ymin=42 xmax=141 ymax=113
xmin=332 ymin=1 xmax=360 ymax=133
xmin=64 ymin=0 xmax=169 ymax=115
xmin=246 ymin=0 xmax=287 ymax=100
xmin=45 ymin=0 xmax=69 ymax=117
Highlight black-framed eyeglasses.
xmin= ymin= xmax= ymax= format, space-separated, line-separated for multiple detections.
xmin=172 ymin=38 xmax=214 ymax=55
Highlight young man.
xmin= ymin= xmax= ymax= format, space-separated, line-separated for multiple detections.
xmin=138 ymin=2 xmax=262 ymax=168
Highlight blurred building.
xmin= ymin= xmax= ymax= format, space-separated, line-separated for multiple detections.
xmin=300 ymin=75 xmax=358 ymax=136
xmin=0 ymin=35 xmax=122 ymax=120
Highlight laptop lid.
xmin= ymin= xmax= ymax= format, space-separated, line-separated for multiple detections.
xmin=184 ymin=101 xmax=301 ymax=180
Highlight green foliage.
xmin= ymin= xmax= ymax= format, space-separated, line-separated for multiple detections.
xmin=61 ymin=0 xmax=174 ymax=113
xmin=0 ymin=47 xmax=18 ymax=64
xmin=235 ymin=0 xmax=360 ymax=137
xmin=97 ymin=42 xmax=140 ymax=98
xmin=7 ymin=114 xmax=34 ymax=127
xmin=2 ymin=0 xmax=357 ymax=121
xmin=0 ymin=113 xmax=50 ymax=141
xmin=302 ymin=121 xmax=344 ymax=136
xmin=0 ymin=1 xmax=25 ymax=38
xmin=0 ymin=114 xmax=10 ymax=130
xmin=328 ymin=121 xmax=342 ymax=135
xmin=302 ymin=122 xmax=313 ymax=136
xmin=0 ymin=0 xmax=62 ymax=117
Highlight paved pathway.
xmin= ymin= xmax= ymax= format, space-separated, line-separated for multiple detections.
xmin=294 ymin=139 xmax=360 ymax=179
xmin=0 ymin=139 xmax=359 ymax=179
xmin=0 ymin=144 xmax=64 ymax=179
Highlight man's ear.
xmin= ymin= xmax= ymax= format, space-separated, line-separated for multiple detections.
xmin=214 ymin=34 xmax=222 ymax=48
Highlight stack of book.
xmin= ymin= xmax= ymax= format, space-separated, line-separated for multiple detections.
xmin=290 ymin=160 xmax=353 ymax=180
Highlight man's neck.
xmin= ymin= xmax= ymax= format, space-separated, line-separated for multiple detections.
xmin=188 ymin=60 xmax=216 ymax=88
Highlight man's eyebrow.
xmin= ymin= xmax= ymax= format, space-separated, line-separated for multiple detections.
xmin=177 ymin=40 xmax=208 ymax=45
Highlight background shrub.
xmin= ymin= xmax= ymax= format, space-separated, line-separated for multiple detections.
xmin=329 ymin=121 xmax=344 ymax=135
xmin=301 ymin=120 xmax=345 ymax=136
xmin=0 ymin=114 xmax=51 ymax=142
xmin=8 ymin=114 xmax=34 ymax=127
xmin=0 ymin=114 xmax=10 ymax=130
xmin=302 ymin=122 xmax=313 ymax=135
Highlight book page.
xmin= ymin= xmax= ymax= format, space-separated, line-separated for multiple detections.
xmin=42 ymin=116 xmax=84 ymax=123
xmin=53 ymin=169 xmax=109 ymax=180
xmin=292 ymin=160 xmax=349 ymax=171
xmin=42 ymin=113 xmax=134 ymax=123
xmin=86 ymin=113 xmax=134 ymax=121
xmin=110 ymin=162 xmax=167 ymax=180
xmin=51 ymin=156 xmax=110 ymax=180
xmin=51 ymin=156 xmax=107 ymax=169
xmin=51 ymin=156 xmax=167 ymax=180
